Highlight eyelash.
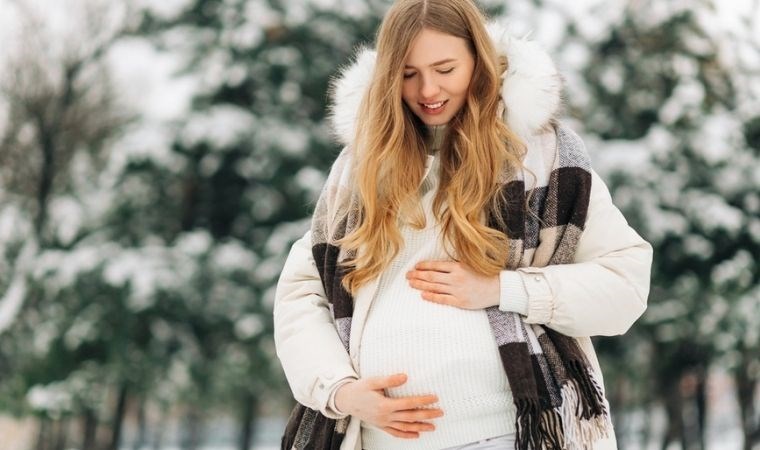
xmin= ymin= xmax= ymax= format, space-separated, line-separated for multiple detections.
xmin=403 ymin=68 xmax=455 ymax=79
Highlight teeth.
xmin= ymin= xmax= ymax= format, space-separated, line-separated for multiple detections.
xmin=423 ymin=101 xmax=445 ymax=109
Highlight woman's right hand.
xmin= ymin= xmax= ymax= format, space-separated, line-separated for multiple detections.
xmin=334 ymin=373 xmax=444 ymax=439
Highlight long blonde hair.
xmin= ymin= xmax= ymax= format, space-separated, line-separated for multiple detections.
xmin=338 ymin=0 xmax=526 ymax=296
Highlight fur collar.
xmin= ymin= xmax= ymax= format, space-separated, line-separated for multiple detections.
xmin=327 ymin=21 xmax=563 ymax=145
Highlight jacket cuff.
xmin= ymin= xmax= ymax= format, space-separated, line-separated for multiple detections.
xmin=516 ymin=267 xmax=554 ymax=324
xmin=312 ymin=368 xmax=359 ymax=420
xmin=499 ymin=271 xmax=529 ymax=315
xmin=326 ymin=376 xmax=359 ymax=418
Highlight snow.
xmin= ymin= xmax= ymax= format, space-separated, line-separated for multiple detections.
xmin=26 ymin=383 xmax=73 ymax=415
xmin=586 ymin=136 xmax=650 ymax=177
xmin=245 ymin=1 xmax=282 ymax=29
xmin=63 ymin=313 xmax=98 ymax=350
xmin=295 ymin=166 xmax=327 ymax=203
xmin=47 ymin=196 xmax=84 ymax=246
xmin=691 ymin=112 xmax=743 ymax=165
xmin=683 ymin=191 xmax=744 ymax=235
xmin=103 ymin=248 xmax=173 ymax=311
xmin=0 ymin=205 xmax=30 ymax=243
xmin=106 ymin=37 xmax=197 ymax=122
xmin=658 ymin=80 xmax=705 ymax=125
xmin=180 ymin=105 xmax=257 ymax=150
xmin=265 ymin=219 xmax=311 ymax=256
xmin=0 ymin=241 xmax=38 ymax=333
xmin=250 ymin=186 xmax=285 ymax=221
xmin=598 ymin=63 xmax=624 ymax=94
xmin=257 ymin=118 xmax=310 ymax=157
xmin=134 ymin=0 xmax=192 ymax=21
xmin=211 ymin=241 xmax=259 ymax=273
xmin=234 ymin=315 xmax=265 ymax=340
xmin=711 ymin=249 xmax=754 ymax=287
xmin=682 ymin=234 xmax=714 ymax=259
xmin=108 ymin=123 xmax=188 ymax=174
xmin=175 ymin=231 xmax=213 ymax=257
xmin=252 ymin=257 xmax=286 ymax=285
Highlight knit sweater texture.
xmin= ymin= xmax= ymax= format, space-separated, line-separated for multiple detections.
xmin=356 ymin=125 xmax=515 ymax=449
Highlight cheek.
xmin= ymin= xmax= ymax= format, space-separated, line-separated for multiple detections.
xmin=401 ymin=83 xmax=416 ymax=105
xmin=452 ymin=73 xmax=473 ymax=95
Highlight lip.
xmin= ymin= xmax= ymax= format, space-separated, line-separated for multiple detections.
xmin=419 ymin=99 xmax=449 ymax=115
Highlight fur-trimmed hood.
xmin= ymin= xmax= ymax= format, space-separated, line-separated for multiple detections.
xmin=327 ymin=21 xmax=563 ymax=145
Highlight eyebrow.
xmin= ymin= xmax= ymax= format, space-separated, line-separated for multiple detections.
xmin=404 ymin=58 xmax=458 ymax=69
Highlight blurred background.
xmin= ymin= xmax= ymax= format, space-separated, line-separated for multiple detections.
xmin=0 ymin=0 xmax=757 ymax=449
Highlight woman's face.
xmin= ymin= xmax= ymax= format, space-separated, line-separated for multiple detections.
xmin=402 ymin=28 xmax=475 ymax=126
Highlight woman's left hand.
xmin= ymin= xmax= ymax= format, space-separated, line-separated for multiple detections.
xmin=406 ymin=260 xmax=499 ymax=310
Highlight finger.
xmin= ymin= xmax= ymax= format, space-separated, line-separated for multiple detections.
xmin=387 ymin=421 xmax=436 ymax=432
xmin=382 ymin=426 xmax=419 ymax=439
xmin=390 ymin=394 xmax=439 ymax=410
xmin=413 ymin=260 xmax=456 ymax=272
xmin=407 ymin=269 xmax=449 ymax=284
xmin=408 ymin=278 xmax=450 ymax=294
xmin=420 ymin=291 xmax=459 ymax=306
xmin=391 ymin=408 xmax=445 ymax=422
xmin=367 ymin=373 xmax=407 ymax=390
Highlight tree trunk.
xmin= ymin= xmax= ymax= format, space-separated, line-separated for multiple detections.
xmin=109 ymin=383 xmax=129 ymax=450
xmin=53 ymin=417 xmax=69 ymax=450
xmin=735 ymin=349 xmax=760 ymax=450
xmin=133 ymin=397 xmax=147 ymax=450
xmin=180 ymin=406 xmax=204 ymax=450
xmin=678 ymin=370 xmax=706 ymax=450
xmin=35 ymin=416 xmax=50 ymax=450
xmin=660 ymin=377 xmax=683 ymax=450
xmin=608 ymin=378 xmax=626 ymax=450
xmin=151 ymin=406 xmax=168 ymax=450
xmin=238 ymin=393 xmax=258 ymax=450
xmin=694 ymin=367 xmax=707 ymax=450
xmin=82 ymin=408 xmax=98 ymax=450
xmin=640 ymin=405 xmax=653 ymax=450
xmin=34 ymin=119 xmax=56 ymax=240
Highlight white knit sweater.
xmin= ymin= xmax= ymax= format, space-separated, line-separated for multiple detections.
xmin=355 ymin=126 xmax=519 ymax=449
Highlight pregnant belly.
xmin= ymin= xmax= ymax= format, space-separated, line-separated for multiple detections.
xmin=358 ymin=296 xmax=511 ymax=406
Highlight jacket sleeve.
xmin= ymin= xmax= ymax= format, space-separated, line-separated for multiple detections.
xmin=273 ymin=229 xmax=359 ymax=419
xmin=510 ymin=168 xmax=653 ymax=337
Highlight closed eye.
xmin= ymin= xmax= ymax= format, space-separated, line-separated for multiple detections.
xmin=403 ymin=68 xmax=455 ymax=79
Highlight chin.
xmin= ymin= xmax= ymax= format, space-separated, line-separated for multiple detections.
xmin=417 ymin=113 xmax=453 ymax=126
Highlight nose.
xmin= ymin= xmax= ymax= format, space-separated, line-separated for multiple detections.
xmin=419 ymin=74 xmax=440 ymax=100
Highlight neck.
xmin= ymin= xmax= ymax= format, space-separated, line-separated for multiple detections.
xmin=424 ymin=123 xmax=448 ymax=154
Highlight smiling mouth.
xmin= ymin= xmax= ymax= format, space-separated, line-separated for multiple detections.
xmin=421 ymin=100 xmax=447 ymax=108
xmin=420 ymin=100 xmax=448 ymax=111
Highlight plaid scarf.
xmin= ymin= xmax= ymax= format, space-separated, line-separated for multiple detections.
xmin=282 ymin=123 xmax=614 ymax=450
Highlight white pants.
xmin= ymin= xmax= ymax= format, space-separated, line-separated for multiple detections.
xmin=440 ymin=433 xmax=516 ymax=449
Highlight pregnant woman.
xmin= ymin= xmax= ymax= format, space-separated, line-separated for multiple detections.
xmin=274 ymin=0 xmax=652 ymax=449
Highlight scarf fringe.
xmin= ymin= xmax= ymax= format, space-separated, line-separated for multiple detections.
xmin=515 ymin=361 xmax=614 ymax=450
xmin=566 ymin=359 xmax=609 ymax=419
xmin=558 ymin=381 xmax=613 ymax=450
xmin=515 ymin=398 xmax=564 ymax=450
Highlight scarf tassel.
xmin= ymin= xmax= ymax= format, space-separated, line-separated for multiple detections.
xmin=556 ymin=362 xmax=614 ymax=449
xmin=515 ymin=360 xmax=614 ymax=450
xmin=515 ymin=398 xmax=565 ymax=450
xmin=565 ymin=359 xmax=609 ymax=419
